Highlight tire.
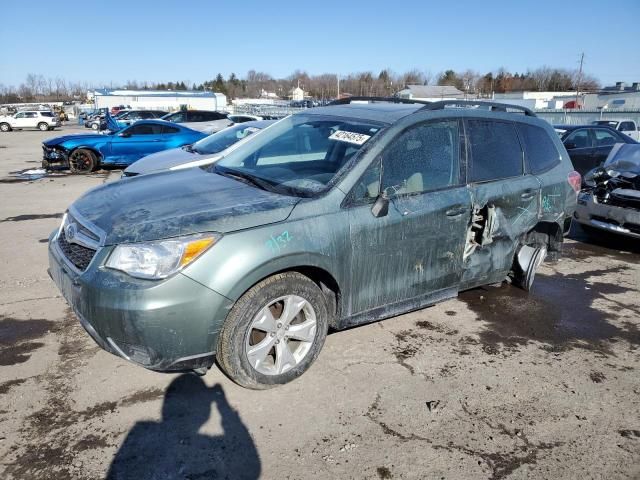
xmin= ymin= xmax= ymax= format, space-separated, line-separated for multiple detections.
xmin=216 ymin=272 xmax=329 ymax=389
xmin=69 ymin=148 xmax=98 ymax=174
xmin=91 ymin=123 xmax=99 ymax=130
xmin=38 ymin=122 xmax=49 ymax=131
xmin=0 ymin=123 xmax=11 ymax=132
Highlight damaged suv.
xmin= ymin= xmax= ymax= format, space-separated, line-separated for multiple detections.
xmin=48 ymin=99 xmax=579 ymax=389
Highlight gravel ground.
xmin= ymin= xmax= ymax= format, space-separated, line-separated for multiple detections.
xmin=0 ymin=125 xmax=638 ymax=480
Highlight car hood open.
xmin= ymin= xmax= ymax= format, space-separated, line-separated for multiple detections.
xmin=72 ymin=167 xmax=300 ymax=245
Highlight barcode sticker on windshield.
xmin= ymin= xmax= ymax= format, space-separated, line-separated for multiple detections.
xmin=329 ymin=130 xmax=371 ymax=145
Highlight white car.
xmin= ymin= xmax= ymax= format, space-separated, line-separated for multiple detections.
xmin=591 ymin=120 xmax=640 ymax=141
xmin=0 ymin=111 xmax=61 ymax=132
xmin=160 ymin=110 xmax=233 ymax=135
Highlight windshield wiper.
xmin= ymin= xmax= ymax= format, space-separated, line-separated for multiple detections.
xmin=214 ymin=167 xmax=274 ymax=192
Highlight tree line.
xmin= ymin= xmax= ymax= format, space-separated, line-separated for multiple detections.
xmin=0 ymin=66 xmax=600 ymax=104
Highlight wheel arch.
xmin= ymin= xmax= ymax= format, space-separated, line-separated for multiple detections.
xmin=69 ymin=145 xmax=103 ymax=161
xmin=521 ymin=220 xmax=563 ymax=259
xmin=218 ymin=255 xmax=343 ymax=329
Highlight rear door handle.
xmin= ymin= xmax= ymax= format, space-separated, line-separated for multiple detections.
xmin=445 ymin=206 xmax=467 ymax=217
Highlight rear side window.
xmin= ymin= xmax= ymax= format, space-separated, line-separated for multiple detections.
xmin=40 ymin=112 xmax=54 ymax=117
xmin=204 ymin=111 xmax=227 ymax=121
xmin=517 ymin=124 xmax=561 ymax=174
xmin=129 ymin=123 xmax=163 ymax=135
xmin=468 ymin=120 xmax=523 ymax=182
xmin=162 ymin=125 xmax=180 ymax=134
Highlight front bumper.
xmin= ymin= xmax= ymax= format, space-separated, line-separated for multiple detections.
xmin=47 ymin=231 xmax=233 ymax=371
xmin=42 ymin=145 xmax=68 ymax=164
xmin=574 ymin=191 xmax=640 ymax=239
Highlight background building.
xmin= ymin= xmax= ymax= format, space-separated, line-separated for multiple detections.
xmin=396 ymin=85 xmax=465 ymax=101
xmin=92 ymin=89 xmax=227 ymax=111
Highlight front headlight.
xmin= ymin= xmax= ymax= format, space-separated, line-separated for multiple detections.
xmin=105 ymin=233 xmax=220 ymax=279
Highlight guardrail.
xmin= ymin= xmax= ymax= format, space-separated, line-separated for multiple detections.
xmin=534 ymin=109 xmax=640 ymax=126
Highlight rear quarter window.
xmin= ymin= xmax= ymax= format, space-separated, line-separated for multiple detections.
xmin=517 ymin=124 xmax=561 ymax=174
xmin=40 ymin=112 xmax=54 ymax=117
xmin=467 ymin=119 xmax=523 ymax=182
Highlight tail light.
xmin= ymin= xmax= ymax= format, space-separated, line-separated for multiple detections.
xmin=567 ymin=170 xmax=581 ymax=193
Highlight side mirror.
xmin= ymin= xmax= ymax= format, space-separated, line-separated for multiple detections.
xmin=371 ymin=192 xmax=389 ymax=218
xmin=118 ymin=131 xmax=131 ymax=138
xmin=564 ymin=142 xmax=577 ymax=150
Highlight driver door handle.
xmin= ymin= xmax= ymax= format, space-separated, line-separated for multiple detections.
xmin=445 ymin=205 xmax=467 ymax=217
xmin=521 ymin=190 xmax=536 ymax=200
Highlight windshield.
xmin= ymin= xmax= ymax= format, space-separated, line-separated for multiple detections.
xmin=192 ymin=123 xmax=265 ymax=155
xmin=593 ymin=120 xmax=618 ymax=127
xmin=215 ymin=114 xmax=382 ymax=197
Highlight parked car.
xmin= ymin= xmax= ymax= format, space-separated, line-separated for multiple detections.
xmin=555 ymin=124 xmax=637 ymax=176
xmin=161 ymin=110 xmax=233 ymax=134
xmin=574 ymin=143 xmax=640 ymax=239
xmin=123 ymin=120 xmax=275 ymax=177
xmin=115 ymin=110 xmax=167 ymax=127
xmin=591 ymin=119 xmax=640 ymax=141
xmin=110 ymin=105 xmax=130 ymax=115
xmin=47 ymin=99 xmax=578 ymax=388
xmin=0 ymin=110 xmax=61 ymax=132
xmin=42 ymin=120 xmax=207 ymax=173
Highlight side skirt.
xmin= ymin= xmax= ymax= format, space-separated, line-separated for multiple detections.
xmin=337 ymin=287 xmax=458 ymax=330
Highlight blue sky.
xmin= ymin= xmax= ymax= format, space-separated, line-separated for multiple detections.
xmin=1 ymin=0 xmax=638 ymax=88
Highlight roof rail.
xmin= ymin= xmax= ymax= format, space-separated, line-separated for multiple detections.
xmin=420 ymin=100 xmax=537 ymax=117
xmin=327 ymin=96 xmax=432 ymax=106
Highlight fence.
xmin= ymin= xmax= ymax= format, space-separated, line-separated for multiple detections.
xmin=535 ymin=109 xmax=640 ymax=126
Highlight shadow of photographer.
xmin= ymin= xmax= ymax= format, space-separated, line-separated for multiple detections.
xmin=107 ymin=374 xmax=260 ymax=480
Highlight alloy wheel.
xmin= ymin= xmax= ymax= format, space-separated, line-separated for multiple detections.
xmin=245 ymin=295 xmax=317 ymax=375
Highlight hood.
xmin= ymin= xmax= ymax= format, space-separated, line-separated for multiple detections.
xmin=72 ymin=167 xmax=300 ymax=245
xmin=44 ymin=133 xmax=106 ymax=147
xmin=604 ymin=143 xmax=640 ymax=172
xmin=124 ymin=147 xmax=198 ymax=175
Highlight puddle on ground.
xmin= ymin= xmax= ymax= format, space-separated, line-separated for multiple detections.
xmin=0 ymin=317 xmax=57 ymax=365
xmin=458 ymin=264 xmax=639 ymax=354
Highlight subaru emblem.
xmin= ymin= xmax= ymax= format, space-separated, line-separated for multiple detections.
xmin=65 ymin=223 xmax=77 ymax=240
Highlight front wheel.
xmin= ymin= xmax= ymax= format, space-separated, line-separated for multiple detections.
xmin=38 ymin=122 xmax=49 ymax=131
xmin=0 ymin=123 xmax=11 ymax=132
xmin=69 ymin=148 xmax=98 ymax=174
xmin=216 ymin=272 xmax=329 ymax=389
xmin=91 ymin=122 xmax=99 ymax=130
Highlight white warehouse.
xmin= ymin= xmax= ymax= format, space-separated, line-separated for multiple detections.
xmin=92 ymin=89 xmax=227 ymax=111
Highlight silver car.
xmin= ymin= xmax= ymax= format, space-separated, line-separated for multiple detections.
xmin=574 ymin=143 xmax=640 ymax=239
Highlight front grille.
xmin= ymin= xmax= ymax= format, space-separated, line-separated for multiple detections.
xmin=58 ymin=228 xmax=97 ymax=271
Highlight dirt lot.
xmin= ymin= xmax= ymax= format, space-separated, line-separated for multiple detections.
xmin=0 ymin=125 xmax=638 ymax=480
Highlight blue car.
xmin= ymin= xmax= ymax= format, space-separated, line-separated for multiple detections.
xmin=42 ymin=120 xmax=207 ymax=173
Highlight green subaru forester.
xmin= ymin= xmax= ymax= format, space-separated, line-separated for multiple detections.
xmin=48 ymin=99 xmax=579 ymax=389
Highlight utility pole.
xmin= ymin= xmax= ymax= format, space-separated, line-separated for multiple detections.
xmin=575 ymin=52 xmax=584 ymax=109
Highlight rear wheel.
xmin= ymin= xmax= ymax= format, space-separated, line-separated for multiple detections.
xmin=0 ymin=123 xmax=11 ymax=132
xmin=38 ymin=122 xmax=49 ymax=131
xmin=216 ymin=272 xmax=329 ymax=389
xmin=69 ymin=148 xmax=98 ymax=174
xmin=91 ymin=122 xmax=99 ymax=130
